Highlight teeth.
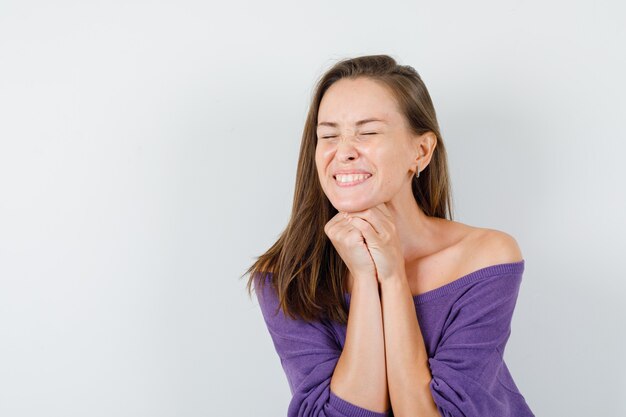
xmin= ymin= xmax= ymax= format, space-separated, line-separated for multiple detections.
xmin=335 ymin=174 xmax=371 ymax=183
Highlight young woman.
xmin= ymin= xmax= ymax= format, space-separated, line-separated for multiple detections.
xmin=244 ymin=54 xmax=535 ymax=417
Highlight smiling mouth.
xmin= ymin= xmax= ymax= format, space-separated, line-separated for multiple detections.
xmin=333 ymin=174 xmax=372 ymax=187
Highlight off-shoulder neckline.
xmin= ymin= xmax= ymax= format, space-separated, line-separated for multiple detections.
xmin=343 ymin=259 xmax=525 ymax=305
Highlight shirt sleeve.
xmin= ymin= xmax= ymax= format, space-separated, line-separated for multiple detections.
xmin=255 ymin=273 xmax=391 ymax=417
xmin=427 ymin=270 xmax=535 ymax=417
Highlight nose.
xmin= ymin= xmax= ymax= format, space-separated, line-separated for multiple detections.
xmin=335 ymin=133 xmax=358 ymax=161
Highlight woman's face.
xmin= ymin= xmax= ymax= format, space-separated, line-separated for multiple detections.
xmin=315 ymin=76 xmax=418 ymax=212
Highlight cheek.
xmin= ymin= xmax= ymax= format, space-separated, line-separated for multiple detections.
xmin=314 ymin=150 xmax=327 ymax=178
xmin=377 ymin=153 xmax=408 ymax=184
xmin=315 ymin=147 xmax=332 ymax=166
xmin=370 ymin=148 xmax=399 ymax=169
xmin=314 ymin=152 xmax=322 ymax=169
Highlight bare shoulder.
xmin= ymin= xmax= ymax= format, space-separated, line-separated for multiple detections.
xmin=403 ymin=220 xmax=523 ymax=296
xmin=469 ymin=227 xmax=524 ymax=264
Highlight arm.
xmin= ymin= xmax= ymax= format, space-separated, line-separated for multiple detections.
xmin=337 ymin=207 xmax=532 ymax=416
xmin=255 ymin=273 xmax=391 ymax=417
xmin=331 ymin=275 xmax=390 ymax=414
xmin=380 ymin=266 xmax=531 ymax=417
xmin=379 ymin=271 xmax=441 ymax=417
xmin=378 ymin=230 xmax=527 ymax=417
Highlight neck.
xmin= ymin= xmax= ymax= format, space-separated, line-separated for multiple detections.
xmin=386 ymin=184 xmax=442 ymax=264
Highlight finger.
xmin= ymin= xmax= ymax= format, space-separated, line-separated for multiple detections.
xmin=324 ymin=211 xmax=349 ymax=233
xmin=347 ymin=209 xmax=386 ymax=235
xmin=332 ymin=222 xmax=370 ymax=256
xmin=327 ymin=214 xmax=359 ymax=239
xmin=346 ymin=215 xmax=378 ymax=245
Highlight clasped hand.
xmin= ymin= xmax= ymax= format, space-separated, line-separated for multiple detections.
xmin=323 ymin=202 xmax=405 ymax=283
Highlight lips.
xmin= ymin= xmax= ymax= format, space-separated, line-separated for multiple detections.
xmin=333 ymin=173 xmax=372 ymax=187
xmin=332 ymin=170 xmax=372 ymax=177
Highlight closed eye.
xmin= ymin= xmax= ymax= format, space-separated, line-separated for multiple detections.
xmin=319 ymin=133 xmax=378 ymax=139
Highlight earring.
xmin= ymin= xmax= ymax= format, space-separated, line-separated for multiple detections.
xmin=415 ymin=161 xmax=420 ymax=178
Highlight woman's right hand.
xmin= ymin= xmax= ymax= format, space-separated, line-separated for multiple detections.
xmin=324 ymin=210 xmax=377 ymax=281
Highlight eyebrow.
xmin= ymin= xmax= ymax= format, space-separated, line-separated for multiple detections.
xmin=316 ymin=118 xmax=388 ymax=128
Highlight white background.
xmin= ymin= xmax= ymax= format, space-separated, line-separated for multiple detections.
xmin=1 ymin=1 xmax=624 ymax=416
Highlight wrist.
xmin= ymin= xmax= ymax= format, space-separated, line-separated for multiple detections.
xmin=350 ymin=274 xmax=380 ymax=297
xmin=352 ymin=275 xmax=379 ymax=292
xmin=378 ymin=270 xmax=408 ymax=291
xmin=377 ymin=268 xmax=406 ymax=284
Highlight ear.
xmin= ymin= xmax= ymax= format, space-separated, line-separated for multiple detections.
xmin=412 ymin=131 xmax=437 ymax=175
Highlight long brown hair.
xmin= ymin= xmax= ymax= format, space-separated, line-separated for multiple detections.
xmin=241 ymin=54 xmax=454 ymax=325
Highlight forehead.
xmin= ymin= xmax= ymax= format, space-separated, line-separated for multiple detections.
xmin=317 ymin=77 xmax=401 ymax=125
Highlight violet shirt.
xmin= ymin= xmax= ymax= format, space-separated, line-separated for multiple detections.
xmin=255 ymin=260 xmax=535 ymax=417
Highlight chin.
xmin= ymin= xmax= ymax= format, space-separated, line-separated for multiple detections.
xmin=330 ymin=198 xmax=378 ymax=213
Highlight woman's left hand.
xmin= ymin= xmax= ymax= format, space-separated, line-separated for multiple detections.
xmin=344 ymin=202 xmax=406 ymax=283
